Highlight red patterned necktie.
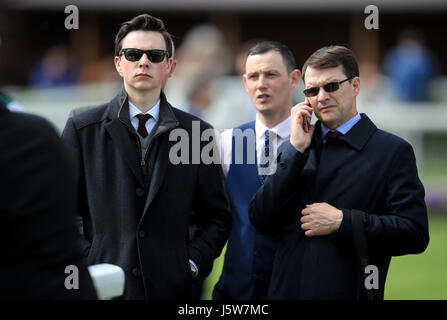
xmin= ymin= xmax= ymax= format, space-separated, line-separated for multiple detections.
xmin=326 ymin=130 xmax=342 ymax=139
xmin=136 ymin=113 xmax=152 ymax=138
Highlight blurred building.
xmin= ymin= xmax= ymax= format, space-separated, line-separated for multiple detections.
xmin=1 ymin=0 xmax=446 ymax=86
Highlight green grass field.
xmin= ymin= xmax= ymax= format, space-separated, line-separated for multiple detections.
xmin=201 ymin=152 xmax=447 ymax=300
xmin=201 ymin=215 xmax=447 ymax=300
xmin=385 ymin=215 xmax=447 ymax=299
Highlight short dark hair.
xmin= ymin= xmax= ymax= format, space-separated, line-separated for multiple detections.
xmin=247 ymin=41 xmax=296 ymax=73
xmin=114 ymin=14 xmax=174 ymax=57
xmin=301 ymin=45 xmax=359 ymax=83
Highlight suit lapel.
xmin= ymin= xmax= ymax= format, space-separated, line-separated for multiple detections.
xmin=104 ymin=87 xmax=145 ymax=187
xmin=142 ymin=136 xmax=170 ymax=216
xmin=105 ymin=119 xmax=145 ymax=187
xmin=141 ymin=92 xmax=179 ymax=218
xmin=300 ymin=124 xmax=323 ymax=202
xmin=313 ymin=114 xmax=377 ymax=198
xmin=104 ymin=89 xmax=181 ymax=218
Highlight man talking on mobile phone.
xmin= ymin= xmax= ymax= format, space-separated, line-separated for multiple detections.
xmin=249 ymin=45 xmax=429 ymax=300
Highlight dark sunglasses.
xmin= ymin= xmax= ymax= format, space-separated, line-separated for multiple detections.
xmin=303 ymin=77 xmax=353 ymax=97
xmin=118 ymin=48 xmax=170 ymax=63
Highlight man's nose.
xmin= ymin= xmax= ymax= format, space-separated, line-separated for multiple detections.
xmin=138 ymin=53 xmax=151 ymax=67
xmin=317 ymin=86 xmax=330 ymax=103
xmin=256 ymin=75 xmax=267 ymax=89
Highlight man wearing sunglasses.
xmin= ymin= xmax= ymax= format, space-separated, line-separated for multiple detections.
xmin=61 ymin=14 xmax=231 ymax=300
xmin=249 ymin=45 xmax=429 ymax=299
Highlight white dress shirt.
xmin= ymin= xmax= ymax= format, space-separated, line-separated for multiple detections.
xmin=220 ymin=114 xmax=291 ymax=177
xmin=128 ymin=100 xmax=160 ymax=136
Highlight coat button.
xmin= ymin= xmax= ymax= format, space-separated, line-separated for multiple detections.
xmin=136 ymin=188 xmax=144 ymax=197
xmin=252 ymin=274 xmax=259 ymax=280
xmin=279 ymin=162 xmax=287 ymax=169
xmin=254 ymin=250 xmax=261 ymax=257
xmin=132 ymin=268 xmax=141 ymax=277
xmin=138 ymin=230 xmax=146 ymax=238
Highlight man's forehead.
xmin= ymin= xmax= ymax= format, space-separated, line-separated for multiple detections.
xmin=245 ymin=51 xmax=286 ymax=74
xmin=122 ymin=30 xmax=166 ymax=48
xmin=305 ymin=65 xmax=345 ymax=86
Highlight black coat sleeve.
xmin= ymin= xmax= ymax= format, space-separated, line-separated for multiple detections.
xmin=188 ymin=128 xmax=232 ymax=280
xmin=249 ymin=141 xmax=309 ymax=235
xmin=333 ymin=142 xmax=429 ymax=256
xmin=61 ymin=114 xmax=93 ymax=257
xmin=0 ymin=111 xmax=97 ymax=299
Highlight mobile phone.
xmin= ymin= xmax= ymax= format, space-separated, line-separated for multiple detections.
xmin=303 ymin=99 xmax=312 ymax=133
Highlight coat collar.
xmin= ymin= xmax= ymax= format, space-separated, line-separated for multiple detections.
xmin=104 ymin=87 xmax=180 ymax=188
xmin=106 ymin=87 xmax=179 ymax=130
xmin=313 ymin=113 xmax=376 ymax=151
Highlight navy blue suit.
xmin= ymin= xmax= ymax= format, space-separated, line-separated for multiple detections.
xmin=213 ymin=121 xmax=279 ymax=300
xmin=249 ymin=114 xmax=429 ymax=299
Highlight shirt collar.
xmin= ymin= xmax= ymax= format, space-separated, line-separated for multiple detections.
xmin=255 ymin=114 xmax=291 ymax=140
xmin=321 ymin=112 xmax=361 ymax=138
xmin=128 ymin=99 xmax=161 ymax=122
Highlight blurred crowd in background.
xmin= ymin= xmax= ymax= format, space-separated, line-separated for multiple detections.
xmin=0 ymin=2 xmax=446 ymax=214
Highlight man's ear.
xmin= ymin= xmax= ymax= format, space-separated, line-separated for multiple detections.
xmin=114 ymin=56 xmax=123 ymax=77
xmin=352 ymin=76 xmax=360 ymax=97
xmin=290 ymin=69 xmax=301 ymax=89
xmin=167 ymin=58 xmax=177 ymax=78
xmin=242 ymin=74 xmax=249 ymax=93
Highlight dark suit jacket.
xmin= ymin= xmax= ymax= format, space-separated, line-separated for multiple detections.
xmin=61 ymin=88 xmax=231 ymax=299
xmin=0 ymin=104 xmax=97 ymax=299
xmin=249 ymin=114 xmax=429 ymax=299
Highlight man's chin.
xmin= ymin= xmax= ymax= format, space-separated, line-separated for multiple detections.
xmin=131 ymin=84 xmax=159 ymax=92
xmin=254 ymin=103 xmax=275 ymax=114
xmin=318 ymin=115 xmax=338 ymax=130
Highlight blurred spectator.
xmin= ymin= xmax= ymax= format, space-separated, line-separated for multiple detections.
xmin=384 ymin=28 xmax=437 ymax=101
xmin=80 ymin=54 xmax=121 ymax=84
xmin=185 ymin=75 xmax=215 ymax=118
xmin=29 ymin=44 xmax=80 ymax=87
xmin=234 ymin=39 xmax=264 ymax=76
xmin=174 ymin=24 xmax=233 ymax=80
xmin=357 ymin=60 xmax=392 ymax=104
xmin=165 ymin=24 xmax=234 ymax=127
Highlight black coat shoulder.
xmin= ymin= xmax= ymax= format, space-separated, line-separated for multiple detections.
xmin=170 ymin=106 xmax=214 ymax=131
xmin=67 ymin=103 xmax=109 ymax=130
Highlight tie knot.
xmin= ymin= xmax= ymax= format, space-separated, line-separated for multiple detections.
xmin=326 ymin=130 xmax=342 ymax=139
xmin=136 ymin=113 xmax=151 ymax=125
xmin=136 ymin=113 xmax=152 ymax=138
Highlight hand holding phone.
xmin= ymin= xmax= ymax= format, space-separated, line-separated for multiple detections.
xmin=303 ymin=99 xmax=312 ymax=133
xmin=290 ymin=99 xmax=314 ymax=152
